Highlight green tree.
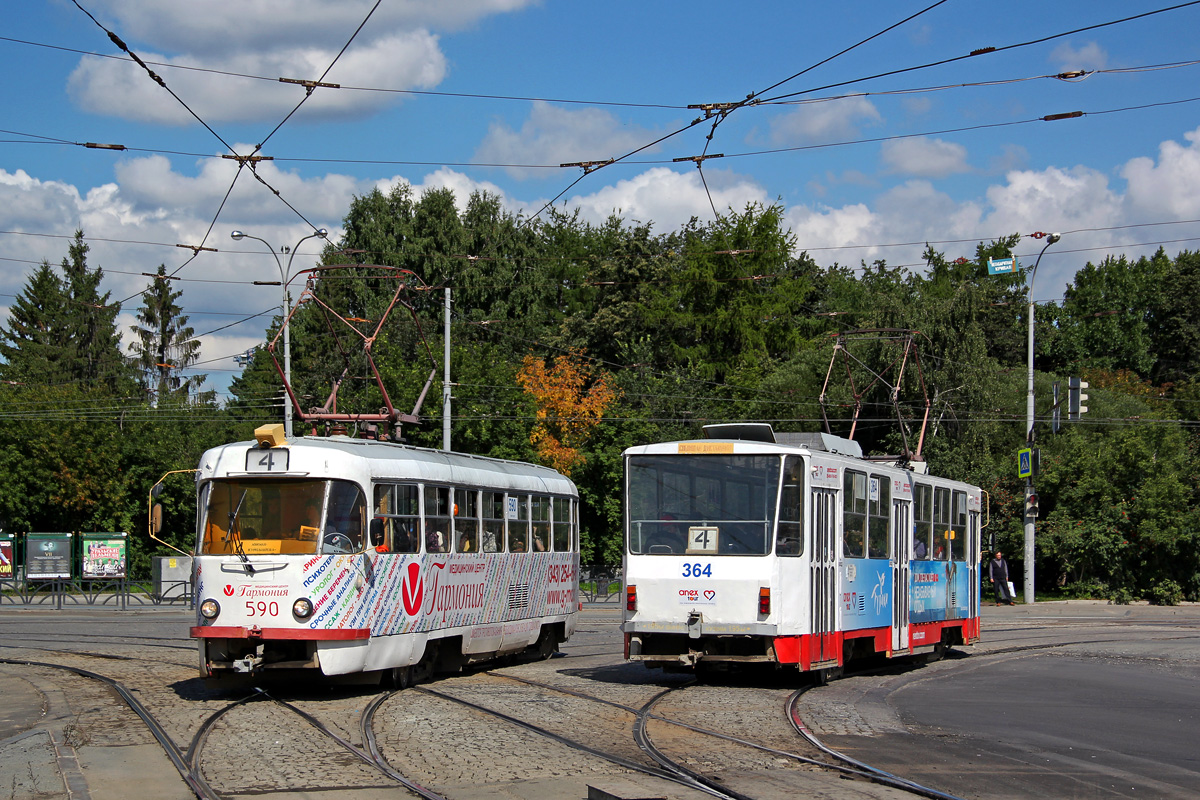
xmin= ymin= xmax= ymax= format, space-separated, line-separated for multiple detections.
xmin=130 ymin=266 xmax=209 ymax=404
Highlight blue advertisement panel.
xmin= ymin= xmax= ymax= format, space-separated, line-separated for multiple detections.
xmin=840 ymin=559 xmax=892 ymax=630
xmin=909 ymin=561 xmax=948 ymax=624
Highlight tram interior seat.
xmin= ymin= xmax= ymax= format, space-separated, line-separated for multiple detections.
xmin=649 ymin=544 xmax=675 ymax=554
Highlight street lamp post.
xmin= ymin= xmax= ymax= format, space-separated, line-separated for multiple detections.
xmin=230 ymin=228 xmax=328 ymax=437
xmin=1023 ymin=231 xmax=1060 ymax=605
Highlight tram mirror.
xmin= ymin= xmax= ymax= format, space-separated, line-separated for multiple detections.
xmin=369 ymin=517 xmax=385 ymax=548
xmin=151 ymin=504 xmax=163 ymax=535
xmin=151 ymin=482 xmax=164 ymax=500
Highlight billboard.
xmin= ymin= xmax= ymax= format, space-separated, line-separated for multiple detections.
xmin=82 ymin=534 xmax=127 ymax=579
xmin=26 ymin=534 xmax=72 ymax=580
xmin=0 ymin=537 xmax=12 ymax=579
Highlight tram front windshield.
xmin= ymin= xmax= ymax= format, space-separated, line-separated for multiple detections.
xmin=627 ymin=454 xmax=781 ymax=556
xmin=199 ymin=478 xmax=366 ymax=556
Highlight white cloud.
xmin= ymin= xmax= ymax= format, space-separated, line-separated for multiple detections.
xmin=1121 ymin=126 xmax=1200 ymax=219
xmin=63 ymin=0 xmax=542 ymax=125
xmin=881 ymin=137 xmax=970 ymax=178
xmin=1049 ymin=41 xmax=1108 ymax=71
xmin=564 ymin=167 xmax=769 ymax=231
xmin=769 ymin=97 xmax=882 ymax=145
xmin=475 ymin=102 xmax=670 ymax=180
xmin=68 ymin=32 xmax=446 ymax=125
xmin=90 ymin=0 xmax=540 ymax=50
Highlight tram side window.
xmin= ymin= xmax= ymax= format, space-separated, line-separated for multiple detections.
xmin=950 ymin=490 xmax=968 ymax=561
xmin=531 ymin=495 xmax=550 ymax=552
xmin=913 ymin=483 xmax=932 ymax=560
xmin=509 ymin=495 xmax=530 ymax=553
xmin=843 ymin=471 xmax=867 ymax=558
xmin=867 ymin=474 xmax=890 ymax=559
xmin=482 ymin=491 xmax=506 ymax=552
xmin=552 ymin=497 xmax=571 ymax=551
xmin=424 ymin=486 xmax=451 ymax=553
xmin=455 ymin=488 xmax=479 ymax=553
xmin=372 ymin=483 xmax=419 ymax=553
xmin=776 ymin=456 xmax=804 ymax=556
xmin=323 ymin=481 xmax=366 ymax=554
xmin=932 ymin=486 xmax=952 ymax=560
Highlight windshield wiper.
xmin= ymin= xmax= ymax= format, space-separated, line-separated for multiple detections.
xmin=227 ymin=490 xmax=256 ymax=574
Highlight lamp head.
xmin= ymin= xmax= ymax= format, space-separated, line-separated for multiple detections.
xmin=230 ymin=230 xmax=245 ymax=241
xmin=316 ymin=228 xmax=328 ymax=238
xmin=1048 ymin=233 xmax=1061 ymax=245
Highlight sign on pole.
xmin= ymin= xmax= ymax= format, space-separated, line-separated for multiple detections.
xmin=82 ymin=533 xmax=128 ymax=579
xmin=0 ymin=534 xmax=13 ymax=579
xmin=26 ymin=533 xmax=72 ymax=580
xmin=988 ymin=256 xmax=1018 ymax=275
xmin=1017 ymin=447 xmax=1033 ymax=479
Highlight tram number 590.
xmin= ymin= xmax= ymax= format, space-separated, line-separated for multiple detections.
xmin=246 ymin=601 xmax=279 ymax=617
xmin=682 ymin=563 xmax=712 ymax=578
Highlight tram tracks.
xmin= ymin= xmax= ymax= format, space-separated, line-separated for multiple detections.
xmin=0 ymin=653 xmax=449 ymax=800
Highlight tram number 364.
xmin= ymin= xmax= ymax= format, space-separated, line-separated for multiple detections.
xmin=246 ymin=601 xmax=280 ymax=617
xmin=682 ymin=563 xmax=713 ymax=578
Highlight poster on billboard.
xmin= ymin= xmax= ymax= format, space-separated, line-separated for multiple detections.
xmin=82 ymin=533 xmax=127 ymax=579
xmin=0 ymin=536 xmax=13 ymax=579
xmin=26 ymin=533 xmax=72 ymax=580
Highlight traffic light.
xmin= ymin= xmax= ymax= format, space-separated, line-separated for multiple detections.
xmin=1068 ymin=377 xmax=1089 ymax=420
xmin=1026 ymin=492 xmax=1040 ymax=519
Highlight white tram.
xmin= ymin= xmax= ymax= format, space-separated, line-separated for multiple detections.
xmin=622 ymin=424 xmax=982 ymax=674
xmin=190 ymin=426 xmax=580 ymax=682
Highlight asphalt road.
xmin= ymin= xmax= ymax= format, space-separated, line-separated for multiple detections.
xmin=804 ymin=602 xmax=1200 ymax=799
xmin=2 ymin=600 xmax=1199 ymax=799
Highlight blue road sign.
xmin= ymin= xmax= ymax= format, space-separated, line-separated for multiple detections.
xmin=988 ymin=256 xmax=1017 ymax=275
xmin=1018 ymin=447 xmax=1032 ymax=478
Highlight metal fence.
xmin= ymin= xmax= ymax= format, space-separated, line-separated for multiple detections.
xmin=0 ymin=576 xmax=194 ymax=608
xmin=2 ymin=565 xmax=621 ymax=608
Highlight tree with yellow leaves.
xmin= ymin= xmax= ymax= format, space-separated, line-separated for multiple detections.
xmin=516 ymin=351 xmax=620 ymax=476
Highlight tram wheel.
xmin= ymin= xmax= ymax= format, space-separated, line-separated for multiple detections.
xmin=534 ymin=628 xmax=557 ymax=660
xmin=411 ymin=644 xmax=437 ymax=684
xmin=388 ymin=665 xmax=412 ymax=690
xmin=923 ymin=642 xmax=947 ymax=663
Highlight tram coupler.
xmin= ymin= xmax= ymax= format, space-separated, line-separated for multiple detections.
xmin=687 ymin=611 xmax=703 ymax=639
xmin=232 ymin=645 xmax=265 ymax=673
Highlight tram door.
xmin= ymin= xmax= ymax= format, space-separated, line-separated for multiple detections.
xmin=809 ymin=488 xmax=839 ymax=664
xmin=891 ymin=497 xmax=911 ymax=652
xmin=968 ymin=508 xmax=980 ymax=618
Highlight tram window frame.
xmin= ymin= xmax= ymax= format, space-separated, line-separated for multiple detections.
xmin=552 ymin=496 xmax=571 ymax=552
xmin=323 ymin=481 xmax=367 ymax=555
xmin=531 ymin=495 xmax=550 ymax=552
xmin=932 ymin=486 xmax=952 ymax=560
xmin=843 ymin=470 xmax=867 ymax=559
xmin=482 ymin=491 xmax=506 ymax=552
xmin=455 ymin=488 xmax=480 ymax=553
xmin=424 ymin=485 xmax=451 ymax=554
xmin=776 ymin=456 xmax=804 ymax=557
xmin=949 ymin=489 xmax=968 ymax=562
xmin=913 ymin=483 xmax=933 ymax=560
xmin=508 ymin=494 xmax=530 ymax=553
xmin=866 ymin=474 xmax=890 ymax=560
xmin=372 ymin=483 xmax=420 ymax=554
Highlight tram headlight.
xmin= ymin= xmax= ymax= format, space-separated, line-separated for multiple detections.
xmin=200 ymin=599 xmax=221 ymax=620
xmin=292 ymin=598 xmax=314 ymax=619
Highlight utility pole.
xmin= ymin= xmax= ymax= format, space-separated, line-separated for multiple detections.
xmin=443 ymin=288 xmax=451 ymax=451
xmin=1024 ymin=232 xmax=1060 ymax=605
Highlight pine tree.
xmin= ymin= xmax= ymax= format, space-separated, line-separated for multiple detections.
xmin=0 ymin=261 xmax=69 ymax=384
xmin=130 ymin=266 xmax=209 ymax=404
xmin=59 ymin=230 xmax=132 ymax=391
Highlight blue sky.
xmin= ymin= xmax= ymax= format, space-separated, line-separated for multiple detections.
xmin=3 ymin=0 xmax=1200 ymax=400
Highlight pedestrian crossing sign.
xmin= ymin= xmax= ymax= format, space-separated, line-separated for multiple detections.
xmin=1017 ymin=447 xmax=1032 ymax=478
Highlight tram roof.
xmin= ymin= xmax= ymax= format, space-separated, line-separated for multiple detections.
xmin=199 ymin=435 xmax=577 ymax=495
